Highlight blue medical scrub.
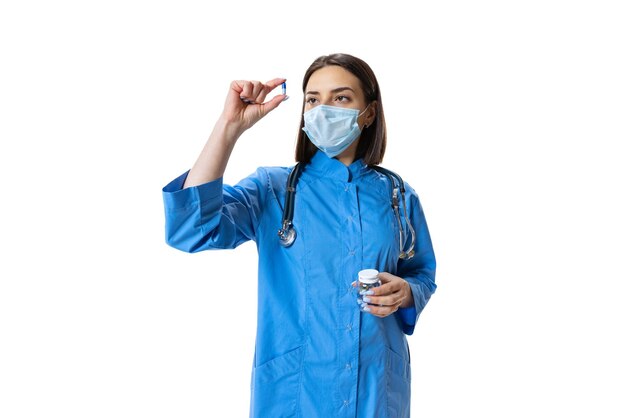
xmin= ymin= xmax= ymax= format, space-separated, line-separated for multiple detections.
xmin=162 ymin=151 xmax=436 ymax=418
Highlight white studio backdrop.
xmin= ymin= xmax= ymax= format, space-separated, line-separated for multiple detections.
xmin=1 ymin=1 xmax=625 ymax=417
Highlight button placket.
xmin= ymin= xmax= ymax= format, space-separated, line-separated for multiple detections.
xmin=338 ymin=182 xmax=360 ymax=416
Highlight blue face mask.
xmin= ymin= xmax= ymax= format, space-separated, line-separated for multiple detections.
xmin=302 ymin=104 xmax=369 ymax=158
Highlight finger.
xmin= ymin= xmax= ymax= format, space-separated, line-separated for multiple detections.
xmin=368 ymin=282 xmax=398 ymax=297
xmin=377 ymin=272 xmax=393 ymax=281
xmin=238 ymin=81 xmax=257 ymax=103
xmin=230 ymin=78 xmax=287 ymax=99
xmin=227 ymin=80 xmax=250 ymax=107
xmin=265 ymin=77 xmax=287 ymax=90
xmin=363 ymin=301 xmax=402 ymax=318
xmin=362 ymin=292 xmax=403 ymax=307
xmin=231 ymin=80 xmax=255 ymax=97
xmin=256 ymin=78 xmax=287 ymax=104
xmin=230 ymin=80 xmax=245 ymax=95
xmin=377 ymin=272 xmax=401 ymax=285
xmin=240 ymin=84 xmax=287 ymax=106
xmin=239 ymin=78 xmax=285 ymax=103
xmin=370 ymin=276 xmax=404 ymax=296
xmin=258 ymin=93 xmax=288 ymax=114
xmin=249 ymin=80 xmax=266 ymax=102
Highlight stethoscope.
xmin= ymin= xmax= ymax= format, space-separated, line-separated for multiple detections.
xmin=277 ymin=163 xmax=416 ymax=260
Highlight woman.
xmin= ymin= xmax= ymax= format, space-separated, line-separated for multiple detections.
xmin=162 ymin=53 xmax=436 ymax=418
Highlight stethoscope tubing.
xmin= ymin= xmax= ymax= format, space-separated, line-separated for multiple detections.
xmin=278 ymin=163 xmax=416 ymax=259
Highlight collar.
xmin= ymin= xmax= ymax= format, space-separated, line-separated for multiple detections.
xmin=306 ymin=150 xmax=369 ymax=182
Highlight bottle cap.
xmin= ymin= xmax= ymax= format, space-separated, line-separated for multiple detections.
xmin=358 ymin=269 xmax=379 ymax=284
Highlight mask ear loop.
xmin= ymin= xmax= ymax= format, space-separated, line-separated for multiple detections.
xmin=358 ymin=103 xmax=371 ymax=130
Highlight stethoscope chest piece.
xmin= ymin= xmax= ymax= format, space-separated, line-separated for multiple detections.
xmin=278 ymin=222 xmax=297 ymax=247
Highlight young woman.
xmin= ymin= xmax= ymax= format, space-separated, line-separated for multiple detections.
xmin=162 ymin=53 xmax=436 ymax=418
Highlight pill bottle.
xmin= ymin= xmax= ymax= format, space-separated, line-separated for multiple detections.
xmin=357 ymin=269 xmax=381 ymax=311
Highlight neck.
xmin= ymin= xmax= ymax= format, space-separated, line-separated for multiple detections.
xmin=335 ymin=138 xmax=360 ymax=166
xmin=337 ymin=155 xmax=355 ymax=166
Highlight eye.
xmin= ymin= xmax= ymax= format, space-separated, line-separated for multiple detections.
xmin=335 ymin=95 xmax=351 ymax=103
xmin=305 ymin=97 xmax=318 ymax=105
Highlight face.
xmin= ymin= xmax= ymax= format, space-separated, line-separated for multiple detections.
xmin=304 ymin=65 xmax=375 ymax=128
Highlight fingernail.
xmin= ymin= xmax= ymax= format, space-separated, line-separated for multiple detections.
xmin=282 ymin=95 xmax=289 ymax=102
xmin=364 ymin=290 xmax=375 ymax=296
xmin=362 ymin=306 xmax=371 ymax=312
xmin=362 ymin=297 xmax=371 ymax=303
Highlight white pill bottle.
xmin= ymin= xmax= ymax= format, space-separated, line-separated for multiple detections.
xmin=356 ymin=269 xmax=381 ymax=311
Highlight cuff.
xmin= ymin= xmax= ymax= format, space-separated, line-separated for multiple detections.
xmin=162 ymin=171 xmax=224 ymax=211
xmin=397 ymin=306 xmax=417 ymax=335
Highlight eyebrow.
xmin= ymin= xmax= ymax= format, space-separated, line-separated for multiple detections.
xmin=305 ymin=86 xmax=356 ymax=95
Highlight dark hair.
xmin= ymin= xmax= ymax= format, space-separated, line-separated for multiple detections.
xmin=294 ymin=53 xmax=387 ymax=165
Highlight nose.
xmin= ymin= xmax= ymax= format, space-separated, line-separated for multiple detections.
xmin=320 ymin=95 xmax=334 ymax=106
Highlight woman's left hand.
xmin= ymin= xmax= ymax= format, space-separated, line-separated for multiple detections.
xmin=354 ymin=272 xmax=414 ymax=318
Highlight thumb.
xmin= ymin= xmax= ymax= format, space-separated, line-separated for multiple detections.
xmin=260 ymin=93 xmax=288 ymax=115
xmin=377 ymin=272 xmax=394 ymax=284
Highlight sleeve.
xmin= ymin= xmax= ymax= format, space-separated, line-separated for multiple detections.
xmin=162 ymin=168 xmax=269 ymax=253
xmin=395 ymin=185 xmax=437 ymax=335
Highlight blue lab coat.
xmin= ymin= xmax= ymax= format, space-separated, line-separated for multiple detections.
xmin=162 ymin=151 xmax=436 ymax=418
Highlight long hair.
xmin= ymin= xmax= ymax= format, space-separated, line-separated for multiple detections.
xmin=294 ymin=53 xmax=387 ymax=165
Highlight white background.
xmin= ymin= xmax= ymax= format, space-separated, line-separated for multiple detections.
xmin=1 ymin=1 xmax=625 ymax=417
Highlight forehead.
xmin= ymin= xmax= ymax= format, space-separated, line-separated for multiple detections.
xmin=306 ymin=65 xmax=362 ymax=93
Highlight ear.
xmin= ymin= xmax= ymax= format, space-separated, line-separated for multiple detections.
xmin=366 ymin=100 xmax=377 ymax=127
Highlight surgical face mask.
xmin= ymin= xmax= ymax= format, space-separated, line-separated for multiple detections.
xmin=302 ymin=104 xmax=369 ymax=158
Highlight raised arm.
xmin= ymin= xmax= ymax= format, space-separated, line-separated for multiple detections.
xmin=183 ymin=78 xmax=288 ymax=188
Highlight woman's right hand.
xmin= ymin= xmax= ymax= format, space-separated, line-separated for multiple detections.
xmin=220 ymin=78 xmax=288 ymax=137
xmin=182 ymin=78 xmax=288 ymax=188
